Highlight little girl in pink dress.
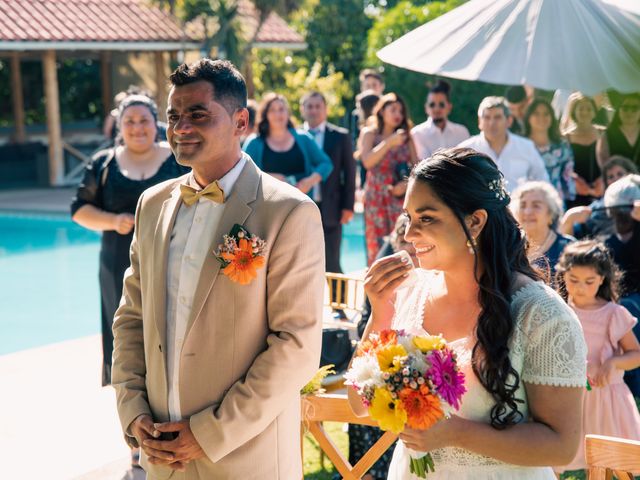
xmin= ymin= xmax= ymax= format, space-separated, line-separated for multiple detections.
xmin=555 ymin=240 xmax=640 ymax=473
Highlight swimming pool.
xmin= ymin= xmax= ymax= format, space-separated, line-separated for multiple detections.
xmin=0 ymin=211 xmax=367 ymax=355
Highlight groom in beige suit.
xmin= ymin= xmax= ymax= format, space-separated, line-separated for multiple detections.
xmin=112 ymin=59 xmax=326 ymax=479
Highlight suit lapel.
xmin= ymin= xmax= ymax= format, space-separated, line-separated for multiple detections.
xmin=152 ymin=182 xmax=183 ymax=350
xmin=323 ymin=125 xmax=337 ymax=155
xmin=184 ymin=159 xmax=260 ymax=338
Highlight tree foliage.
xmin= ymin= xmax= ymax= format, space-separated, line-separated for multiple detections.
xmin=251 ymin=50 xmax=350 ymax=124
xmin=366 ymin=0 xmax=506 ymax=132
xmin=300 ymin=0 xmax=372 ymax=94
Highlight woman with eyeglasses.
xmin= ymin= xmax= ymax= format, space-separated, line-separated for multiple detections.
xmin=597 ymin=93 xmax=640 ymax=169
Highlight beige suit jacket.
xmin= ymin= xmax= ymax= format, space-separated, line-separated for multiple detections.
xmin=112 ymin=157 xmax=324 ymax=479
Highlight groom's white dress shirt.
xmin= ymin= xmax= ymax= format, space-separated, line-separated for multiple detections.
xmin=165 ymin=156 xmax=246 ymax=421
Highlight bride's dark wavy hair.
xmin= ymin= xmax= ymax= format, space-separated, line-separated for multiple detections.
xmin=410 ymin=148 xmax=539 ymax=429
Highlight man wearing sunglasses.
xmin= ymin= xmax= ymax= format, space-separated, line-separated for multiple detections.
xmin=410 ymin=80 xmax=469 ymax=160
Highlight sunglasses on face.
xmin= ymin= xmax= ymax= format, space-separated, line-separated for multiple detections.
xmin=620 ymin=105 xmax=640 ymax=113
xmin=428 ymin=102 xmax=447 ymax=109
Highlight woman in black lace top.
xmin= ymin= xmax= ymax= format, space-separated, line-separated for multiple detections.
xmin=71 ymin=94 xmax=189 ymax=386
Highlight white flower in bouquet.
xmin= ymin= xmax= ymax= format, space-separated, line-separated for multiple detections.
xmin=344 ymin=355 xmax=384 ymax=393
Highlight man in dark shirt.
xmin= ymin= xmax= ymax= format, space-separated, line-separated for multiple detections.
xmin=301 ymin=91 xmax=356 ymax=277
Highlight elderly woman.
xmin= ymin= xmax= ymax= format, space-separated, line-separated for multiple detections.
xmin=71 ymin=94 xmax=188 ymax=387
xmin=242 ymin=92 xmax=332 ymax=195
xmin=511 ymin=181 xmax=575 ymax=280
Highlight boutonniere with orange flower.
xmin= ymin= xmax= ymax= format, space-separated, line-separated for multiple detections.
xmin=214 ymin=224 xmax=266 ymax=285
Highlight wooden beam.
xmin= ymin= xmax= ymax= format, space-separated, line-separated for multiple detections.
xmin=100 ymin=51 xmax=112 ymax=117
xmin=154 ymin=51 xmax=167 ymax=122
xmin=42 ymin=50 xmax=64 ymax=186
xmin=10 ymin=52 xmax=26 ymax=143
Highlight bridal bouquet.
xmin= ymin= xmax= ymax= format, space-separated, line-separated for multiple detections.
xmin=344 ymin=329 xmax=466 ymax=478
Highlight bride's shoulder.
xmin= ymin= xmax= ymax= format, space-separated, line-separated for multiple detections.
xmin=510 ymin=273 xmax=576 ymax=326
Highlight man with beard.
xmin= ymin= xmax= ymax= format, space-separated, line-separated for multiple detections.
xmin=410 ymin=80 xmax=469 ymax=160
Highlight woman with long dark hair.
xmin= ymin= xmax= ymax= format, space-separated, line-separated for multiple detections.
xmin=597 ymin=93 xmax=640 ymax=168
xmin=525 ymin=98 xmax=576 ymax=203
xmin=360 ymin=92 xmax=418 ymax=264
xmin=350 ymin=148 xmax=587 ymax=479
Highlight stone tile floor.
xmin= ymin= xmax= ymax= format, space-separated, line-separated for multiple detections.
xmin=0 ymin=336 xmax=137 ymax=480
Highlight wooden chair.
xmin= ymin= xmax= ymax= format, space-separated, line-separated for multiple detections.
xmin=321 ymin=272 xmax=366 ymax=392
xmin=324 ymin=272 xmax=366 ymax=324
xmin=585 ymin=434 xmax=640 ymax=480
xmin=301 ymin=393 xmax=398 ymax=480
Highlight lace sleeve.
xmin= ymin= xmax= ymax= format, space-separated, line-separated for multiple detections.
xmin=515 ymin=284 xmax=587 ymax=387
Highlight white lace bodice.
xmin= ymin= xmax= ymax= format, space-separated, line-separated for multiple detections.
xmin=390 ymin=269 xmax=588 ymax=471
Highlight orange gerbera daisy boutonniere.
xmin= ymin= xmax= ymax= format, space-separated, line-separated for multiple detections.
xmin=215 ymin=224 xmax=266 ymax=285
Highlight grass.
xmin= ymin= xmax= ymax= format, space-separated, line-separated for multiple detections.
xmin=303 ymin=422 xmax=348 ymax=479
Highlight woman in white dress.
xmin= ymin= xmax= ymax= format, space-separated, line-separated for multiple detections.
xmin=350 ymin=148 xmax=588 ymax=479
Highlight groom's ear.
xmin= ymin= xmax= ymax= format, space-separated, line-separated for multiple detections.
xmin=232 ymin=108 xmax=249 ymax=135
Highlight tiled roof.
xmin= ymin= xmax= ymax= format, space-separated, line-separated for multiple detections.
xmin=0 ymin=0 xmax=192 ymax=44
xmin=186 ymin=0 xmax=305 ymax=47
xmin=237 ymin=0 xmax=305 ymax=45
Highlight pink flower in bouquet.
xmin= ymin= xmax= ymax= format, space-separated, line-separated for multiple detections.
xmin=426 ymin=349 xmax=466 ymax=410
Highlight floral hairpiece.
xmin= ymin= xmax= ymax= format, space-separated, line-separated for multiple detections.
xmin=488 ymin=178 xmax=508 ymax=201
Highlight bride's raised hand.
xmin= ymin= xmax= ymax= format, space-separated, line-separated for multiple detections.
xmin=364 ymin=252 xmax=413 ymax=324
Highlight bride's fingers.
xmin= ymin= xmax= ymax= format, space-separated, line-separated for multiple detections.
xmin=367 ymin=265 xmax=410 ymax=294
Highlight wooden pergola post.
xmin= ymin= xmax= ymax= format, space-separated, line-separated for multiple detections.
xmin=100 ymin=51 xmax=112 ymax=116
xmin=10 ymin=52 xmax=26 ymax=143
xmin=42 ymin=50 xmax=64 ymax=186
xmin=154 ymin=51 xmax=167 ymax=122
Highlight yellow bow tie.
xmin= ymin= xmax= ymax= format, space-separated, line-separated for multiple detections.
xmin=180 ymin=181 xmax=225 ymax=206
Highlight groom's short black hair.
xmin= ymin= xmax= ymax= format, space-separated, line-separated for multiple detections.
xmin=169 ymin=59 xmax=247 ymax=115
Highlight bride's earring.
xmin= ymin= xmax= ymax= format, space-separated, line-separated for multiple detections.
xmin=466 ymin=238 xmax=476 ymax=255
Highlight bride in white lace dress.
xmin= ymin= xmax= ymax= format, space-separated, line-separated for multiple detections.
xmin=350 ymin=148 xmax=587 ymax=479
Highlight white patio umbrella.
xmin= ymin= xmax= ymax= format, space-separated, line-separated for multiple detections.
xmin=377 ymin=0 xmax=640 ymax=94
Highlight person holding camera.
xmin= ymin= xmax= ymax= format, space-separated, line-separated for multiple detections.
xmin=360 ymin=92 xmax=418 ymax=265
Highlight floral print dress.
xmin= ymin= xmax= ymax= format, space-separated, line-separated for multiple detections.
xmin=364 ymin=138 xmax=412 ymax=265
xmin=537 ymin=141 xmax=576 ymax=203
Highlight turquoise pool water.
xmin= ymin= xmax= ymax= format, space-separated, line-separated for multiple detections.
xmin=0 ymin=211 xmax=366 ymax=355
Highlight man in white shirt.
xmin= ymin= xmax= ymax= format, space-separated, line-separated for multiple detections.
xmin=458 ymin=96 xmax=549 ymax=192
xmin=112 ymin=59 xmax=324 ymax=479
xmin=411 ymin=80 xmax=470 ymax=160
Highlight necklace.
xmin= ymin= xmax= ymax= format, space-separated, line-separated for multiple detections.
xmin=528 ymin=229 xmax=556 ymax=260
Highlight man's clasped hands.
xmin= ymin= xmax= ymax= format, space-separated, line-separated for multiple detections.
xmin=131 ymin=414 xmax=206 ymax=471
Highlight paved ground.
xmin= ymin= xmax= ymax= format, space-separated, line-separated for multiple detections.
xmin=0 ymin=187 xmax=76 ymax=214
xmin=0 ymin=336 xmax=139 ymax=480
